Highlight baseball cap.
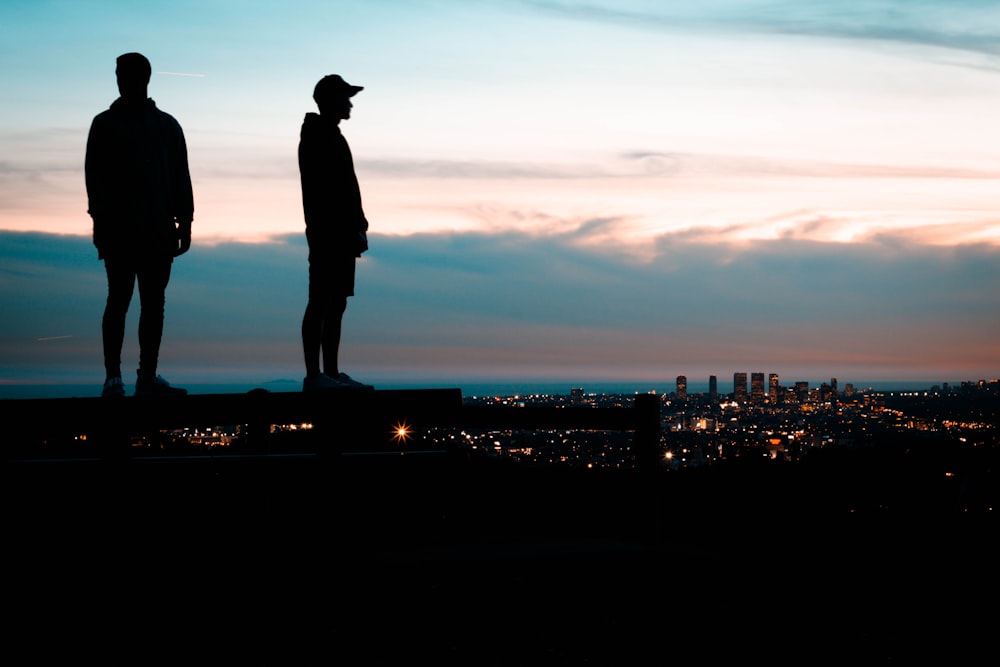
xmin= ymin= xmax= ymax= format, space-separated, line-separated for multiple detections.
xmin=313 ymin=74 xmax=363 ymax=102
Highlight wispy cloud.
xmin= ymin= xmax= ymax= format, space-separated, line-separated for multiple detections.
xmin=619 ymin=152 xmax=1000 ymax=181
xmin=361 ymin=152 xmax=1000 ymax=182
xmin=527 ymin=0 xmax=1000 ymax=59
xmin=360 ymin=158 xmax=602 ymax=180
xmin=642 ymin=209 xmax=1000 ymax=247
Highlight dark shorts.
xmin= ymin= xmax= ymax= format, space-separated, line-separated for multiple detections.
xmin=308 ymin=252 xmax=356 ymax=298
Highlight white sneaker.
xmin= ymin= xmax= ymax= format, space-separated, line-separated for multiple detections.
xmin=335 ymin=373 xmax=373 ymax=390
xmin=303 ymin=372 xmax=341 ymax=392
xmin=135 ymin=374 xmax=187 ymax=397
xmin=101 ymin=376 xmax=125 ymax=398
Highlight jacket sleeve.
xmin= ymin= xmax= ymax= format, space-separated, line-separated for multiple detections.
xmin=84 ymin=115 xmax=108 ymax=255
xmin=298 ymin=121 xmax=368 ymax=254
xmin=169 ymin=118 xmax=194 ymax=225
xmin=298 ymin=135 xmax=326 ymax=228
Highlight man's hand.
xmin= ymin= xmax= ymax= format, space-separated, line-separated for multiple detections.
xmin=174 ymin=221 xmax=192 ymax=257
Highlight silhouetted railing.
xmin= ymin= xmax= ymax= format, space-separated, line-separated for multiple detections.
xmin=2 ymin=388 xmax=661 ymax=468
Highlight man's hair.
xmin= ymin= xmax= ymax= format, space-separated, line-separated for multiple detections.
xmin=116 ymin=52 xmax=152 ymax=83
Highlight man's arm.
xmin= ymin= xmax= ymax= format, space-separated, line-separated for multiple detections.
xmin=170 ymin=118 xmax=194 ymax=256
xmin=174 ymin=221 xmax=192 ymax=256
xmin=298 ymin=134 xmax=332 ymax=228
xmin=84 ymin=117 xmax=107 ymax=258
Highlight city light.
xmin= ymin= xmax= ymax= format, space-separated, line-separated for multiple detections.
xmin=391 ymin=420 xmax=412 ymax=444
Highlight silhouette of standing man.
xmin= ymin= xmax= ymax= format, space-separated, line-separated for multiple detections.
xmin=86 ymin=52 xmax=193 ymax=398
xmin=299 ymin=74 xmax=372 ymax=391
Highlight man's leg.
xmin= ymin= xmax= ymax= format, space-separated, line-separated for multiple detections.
xmin=321 ymin=255 xmax=355 ymax=378
xmin=304 ymin=292 xmax=346 ymax=378
xmin=302 ymin=255 xmax=358 ymax=390
xmin=303 ymin=256 xmax=347 ymax=379
xmin=320 ymin=295 xmax=348 ymax=378
xmin=102 ymin=258 xmax=136 ymax=380
xmin=135 ymin=256 xmax=172 ymax=380
xmin=302 ymin=273 xmax=325 ymax=379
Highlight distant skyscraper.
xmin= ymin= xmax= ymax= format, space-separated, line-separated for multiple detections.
xmin=769 ymin=373 xmax=780 ymax=403
xmin=794 ymin=381 xmax=809 ymax=402
xmin=676 ymin=375 xmax=687 ymax=399
xmin=831 ymin=378 xmax=838 ymax=396
xmin=709 ymin=375 xmax=718 ymax=399
xmin=734 ymin=372 xmax=747 ymax=402
xmin=751 ymin=372 xmax=765 ymax=401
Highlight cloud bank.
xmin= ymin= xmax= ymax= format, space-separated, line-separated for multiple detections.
xmin=2 ymin=229 xmax=997 ymax=394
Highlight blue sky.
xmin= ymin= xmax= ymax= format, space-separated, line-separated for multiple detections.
xmin=1 ymin=1 xmax=999 ymax=395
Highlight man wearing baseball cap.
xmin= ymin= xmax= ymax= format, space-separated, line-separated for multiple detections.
xmin=298 ymin=74 xmax=372 ymax=391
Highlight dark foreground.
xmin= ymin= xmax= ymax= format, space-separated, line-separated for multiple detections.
xmin=6 ymin=442 xmax=997 ymax=667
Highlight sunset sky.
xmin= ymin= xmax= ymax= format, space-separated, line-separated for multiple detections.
xmin=2 ymin=0 xmax=999 ymax=396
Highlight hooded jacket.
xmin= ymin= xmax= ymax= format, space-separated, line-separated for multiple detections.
xmin=85 ymin=97 xmax=193 ymax=259
xmin=298 ymin=112 xmax=368 ymax=257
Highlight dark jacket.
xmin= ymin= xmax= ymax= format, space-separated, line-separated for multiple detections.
xmin=85 ymin=97 xmax=193 ymax=259
xmin=298 ymin=112 xmax=368 ymax=257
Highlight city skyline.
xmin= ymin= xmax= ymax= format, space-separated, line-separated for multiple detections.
xmin=2 ymin=1 xmax=999 ymax=393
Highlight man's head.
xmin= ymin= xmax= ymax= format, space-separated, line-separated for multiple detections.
xmin=313 ymin=74 xmax=363 ymax=120
xmin=116 ymin=52 xmax=151 ymax=100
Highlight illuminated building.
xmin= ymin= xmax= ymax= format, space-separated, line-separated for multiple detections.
xmin=794 ymin=381 xmax=809 ymax=402
xmin=751 ymin=372 xmax=765 ymax=402
xmin=734 ymin=372 xmax=747 ymax=402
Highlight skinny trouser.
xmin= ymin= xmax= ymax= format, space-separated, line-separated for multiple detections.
xmin=102 ymin=255 xmax=173 ymax=379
